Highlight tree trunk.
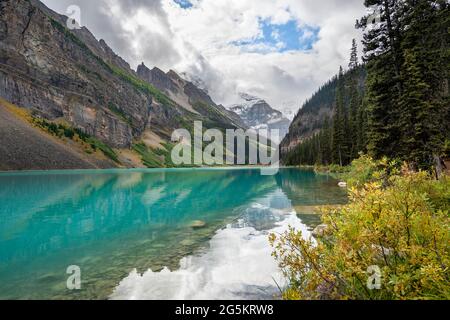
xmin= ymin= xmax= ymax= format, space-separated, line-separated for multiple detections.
xmin=434 ymin=155 xmax=446 ymax=179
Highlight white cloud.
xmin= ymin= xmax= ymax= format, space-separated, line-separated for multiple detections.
xmin=42 ymin=0 xmax=366 ymax=117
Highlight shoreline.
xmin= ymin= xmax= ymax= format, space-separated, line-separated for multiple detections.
xmin=0 ymin=165 xmax=306 ymax=175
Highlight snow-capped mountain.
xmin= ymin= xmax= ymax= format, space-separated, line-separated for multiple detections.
xmin=229 ymin=93 xmax=291 ymax=142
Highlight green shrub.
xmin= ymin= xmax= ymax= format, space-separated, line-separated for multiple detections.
xmin=87 ymin=137 xmax=119 ymax=163
xmin=314 ymin=163 xmax=350 ymax=176
xmin=34 ymin=117 xmax=119 ymax=163
xmin=444 ymin=139 xmax=450 ymax=158
xmin=342 ymin=155 xmax=398 ymax=188
xmin=271 ymin=160 xmax=450 ymax=300
xmin=63 ymin=127 xmax=75 ymax=139
xmin=133 ymin=143 xmax=164 ymax=168
xmin=74 ymin=128 xmax=89 ymax=141
xmin=132 ymin=142 xmax=177 ymax=168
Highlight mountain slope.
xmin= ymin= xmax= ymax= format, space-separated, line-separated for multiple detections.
xmin=136 ymin=63 xmax=247 ymax=130
xmin=0 ymin=0 xmax=246 ymax=169
xmin=0 ymin=0 xmax=145 ymax=147
xmin=0 ymin=100 xmax=115 ymax=170
xmin=281 ymin=66 xmax=366 ymax=155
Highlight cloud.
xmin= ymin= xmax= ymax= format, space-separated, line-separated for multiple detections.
xmin=41 ymin=0 xmax=366 ymax=117
xmin=42 ymin=0 xmax=181 ymax=69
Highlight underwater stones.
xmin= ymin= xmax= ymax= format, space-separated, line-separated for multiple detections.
xmin=190 ymin=220 xmax=207 ymax=229
xmin=294 ymin=205 xmax=319 ymax=215
xmin=180 ymin=238 xmax=196 ymax=246
xmin=36 ymin=273 xmax=61 ymax=284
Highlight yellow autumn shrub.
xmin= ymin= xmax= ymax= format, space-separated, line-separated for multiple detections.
xmin=270 ymin=159 xmax=450 ymax=300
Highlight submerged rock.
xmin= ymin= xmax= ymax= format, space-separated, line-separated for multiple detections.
xmin=294 ymin=205 xmax=319 ymax=215
xmin=180 ymin=238 xmax=196 ymax=246
xmin=190 ymin=220 xmax=207 ymax=229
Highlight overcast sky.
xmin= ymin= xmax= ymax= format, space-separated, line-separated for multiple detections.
xmin=42 ymin=0 xmax=366 ymax=118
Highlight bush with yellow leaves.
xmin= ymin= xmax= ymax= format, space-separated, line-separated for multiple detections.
xmin=270 ymin=158 xmax=450 ymax=300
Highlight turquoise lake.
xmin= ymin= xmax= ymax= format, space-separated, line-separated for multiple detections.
xmin=0 ymin=168 xmax=347 ymax=300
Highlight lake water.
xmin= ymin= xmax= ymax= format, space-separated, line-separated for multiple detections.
xmin=0 ymin=168 xmax=347 ymax=300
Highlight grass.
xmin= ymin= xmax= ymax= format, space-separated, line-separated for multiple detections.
xmin=132 ymin=143 xmax=165 ymax=168
xmin=132 ymin=142 xmax=178 ymax=168
xmin=73 ymin=127 xmax=120 ymax=163
xmin=0 ymin=97 xmax=33 ymax=121
xmin=33 ymin=117 xmax=120 ymax=163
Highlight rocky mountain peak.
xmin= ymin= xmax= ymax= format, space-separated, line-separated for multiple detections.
xmin=0 ymin=0 xmax=247 ymax=155
xmin=137 ymin=65 xmax=179 ymax=95
xmin=239 ymin=92 xmax=263 ymax=103
xmin=229 ymin=93 xmax=291 ymax=142
xmin=136 ymin=62 xmax=151 ymax=77
xmin=167 ymin=69 xmax=183 ymax=83
xmin=151 ymin=66 xmax=166 ymax=76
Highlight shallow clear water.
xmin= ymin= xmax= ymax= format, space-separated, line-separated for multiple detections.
xmin=0 ymin=168 xmax=347 ymax=300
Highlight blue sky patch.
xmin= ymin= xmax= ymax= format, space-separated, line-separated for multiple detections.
xmin=173 ymin=0 xmax=193 ymax=9
xmin=233 ymin=19 xmax=319 ymax=53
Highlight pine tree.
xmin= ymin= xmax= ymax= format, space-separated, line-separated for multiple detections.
xmin=332 ymin=67 xmax=347 ymax=166
xmin=357 ymin=0 xmax=449 ymax=169
xmin=356 ymin=95 xmax=369 ymax=154
xmin=320 ymin=117 xmax=332 ymax=165
xmin=348 ymin=40 xmax=362 ymax=159
xmin=399 ymin=50 xmax=435 ymax=169
xmin=398 ymin=0 xmax=449 ymax=168
xmin=284 ymin=1 xmax=448 ymax=169
xmin=357 ymin=0 xmax=404 ymax=160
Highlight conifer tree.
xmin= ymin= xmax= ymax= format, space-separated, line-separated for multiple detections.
xmin=320 ymin=117 xmax=332 ymax=165
xmin=348 ymin=39 xmax=362 ymax=159
xmin=398 ymin=0 xmax=449 ymax=168
xmin=357 ymin=0 xmax=448 ymax=169
xmin=357 ymin=0 xmax=404 ymax=159
xmin=283 ymin=0 xmax=449 ymax=169
xmin=332 ymin=67 xmax=346 ymax=166
xmin=399 ymin=50 xmax=435 ymax=169
xmin=356 ymin=95 xmax=369 ymax=154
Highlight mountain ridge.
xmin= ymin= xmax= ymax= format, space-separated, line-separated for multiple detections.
xmin=230 ymin=93 xmax=291 ymax=141
xmin=0 ymin=0 xmax=247 ymax=169
xmin=281 ymin=66 xmax=366 ymax=155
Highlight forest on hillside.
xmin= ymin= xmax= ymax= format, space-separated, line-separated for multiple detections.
xmin=283 ymin=0 xmax=449 ymax=171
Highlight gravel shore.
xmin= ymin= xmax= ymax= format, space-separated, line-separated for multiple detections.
xmin=0 ymin=104 xmax=115 ymax=171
